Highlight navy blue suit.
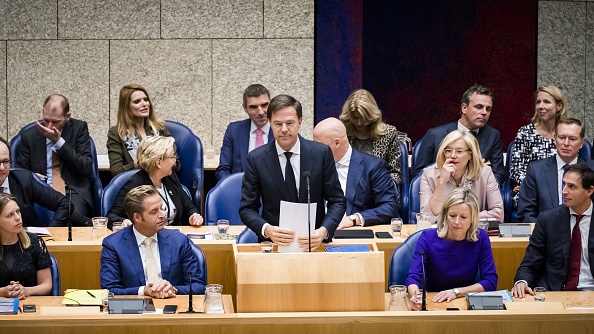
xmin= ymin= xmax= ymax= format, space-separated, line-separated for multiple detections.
xmin=239 ymin=138 xmax=346 ymax=241
xmin=517 ymin=156 xmax=594 ymax=223
xmin=345 ymin=149 xmax=399 ymax=226
xmin=100 ymin=227 xmax=206 ymax=295
xmin=412 ymin=122 xmax=505 ymax=185
xmin=514 ymin=205 xmax=594 ymax=290
xmin=216 ymin=119 xmax=274 ymax=181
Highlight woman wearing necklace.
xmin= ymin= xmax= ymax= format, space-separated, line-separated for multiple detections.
xmin=107 ymin=136 xmax=203 ymax=229
xmin=509 ymin=85 xmax=567 ymax=209
xmin=420 ymin=130 xmax=503 ymax=223
xmin=0 ymin=193 xmax=52 ymax=299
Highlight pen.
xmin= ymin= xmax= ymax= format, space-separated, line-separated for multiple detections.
xmin=87 ymin=291 xmax=96 ymax=298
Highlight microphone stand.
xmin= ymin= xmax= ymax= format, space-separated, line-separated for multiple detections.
xmin=420 ymin=253 xmax=427 ymax=311
xmin=180 ymin=272 xmax=198 ymax=313
xmin=303 ymin=171 xmax=311 ymax=252
xmin=66 ymin=184 xmax=72 ymax=241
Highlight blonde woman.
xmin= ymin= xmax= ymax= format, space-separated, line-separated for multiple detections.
xmin=420 ymin=130 xmax=503 ymax=223
xmin=0 ymin=193 xmax=52 ymax=299
xmin=107 ymin=84 xmax=170 ymax=176
xmin=407 ymin=188 xmax=497 ymax=309
xmin=107 ymin=136 xmax=203 ymax=229
xmin=339 ymin=89 xmax=402 ymax=184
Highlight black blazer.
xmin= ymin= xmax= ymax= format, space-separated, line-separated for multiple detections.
xmin=106 ymin=169 xmax=198 ymax=228
xmin=412 ymin=121 xmax=505 ymax=185
xmin=16 ymin=118 xmax=94 ymax=209
xmin=514 ymin=205 xmax=594 ymax=290
xmin=8 ymin=169 xmax=70 ymax=227
xmin=239 ymin=137 xmax=346 ymax=241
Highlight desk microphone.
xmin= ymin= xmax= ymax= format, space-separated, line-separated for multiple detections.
xmin=303 ymin=171 xmax=311 ymax=252
xmin=420 ymin=252 xmax=427 ymax=311
xmin=179 ymin=272 xmax=198 ymax=314
xmin=65 ymin=183 xmax=72 ymax=241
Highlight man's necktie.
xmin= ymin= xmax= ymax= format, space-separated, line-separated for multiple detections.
xmin=143 ymin=238 xmax=159 ymax=284
xmin=284 ymin=152 xmax=298 ymax=202
xmin=255 ymin=128 xmax=264 ymax=148
xmin=565 ymin=214 xmax=584 ymax=291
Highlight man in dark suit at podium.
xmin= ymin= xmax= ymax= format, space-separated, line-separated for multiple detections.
xmin=313 ymin=117 xmax=398 ymax=228
xmin=239 ymin=95 xmax=345 ymax=250
xmin=411 ymin=84 xmax=505 ymax=185
xmin=512 ymin=163 xmax=594 ymax=297
xmin=216 ymin=84 xmax=275 ymax=180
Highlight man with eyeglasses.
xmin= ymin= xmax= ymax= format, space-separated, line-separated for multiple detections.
xmin=0 ymin=137 xmax=70 ymax=227
xmin=518 ymin=118 xmax=594 ymax=223
xmin=411 ymin=84 xmax=505 ymax=185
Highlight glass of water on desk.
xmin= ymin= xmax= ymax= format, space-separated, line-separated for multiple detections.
xmin=534 ymin=287 xmax=546 ymax=301
xmin=91 ymin=217 xmax=108 ymax=240
xmin=216 ymin=219 xmax=229 ymax=234
xmin=391 ymin=218 xmax=403 ymax=237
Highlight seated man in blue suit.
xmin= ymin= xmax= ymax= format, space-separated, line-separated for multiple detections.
xmin=0 ymin=137 xmax=70 ymax=227
xmin=518 ymin=118 xmax=594 ymax=223
xmin=215 ymin=84 xmax=274 ymax=180
xmin=411 ymin=84 xmax=505 ymax=185
xmin=313 ymin=118 xmax=398 ymax=228
xmin=100 ymin=185 xmax=206 ymax=297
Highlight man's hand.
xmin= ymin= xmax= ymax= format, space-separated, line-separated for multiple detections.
xmin=189 ymin=213 xmax=203 ymax=226
xmin=143 ymin=279 xmax=176 ymax=299
xmin=264 ymin=225 xmax=295 ymax=245
xmin=36 ymin=120 xmax=62 ymax=144
xmin=337 ymin=216 xmax=354 ymax=230
xmin=511 ymin=282 xmax=534 ymax=298
xmin=297 ymin=227 xmax=327 ymax=251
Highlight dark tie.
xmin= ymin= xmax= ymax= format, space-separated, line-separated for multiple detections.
xmin=565 ymin=214 xmax=584 ymax=291
xmin=284 ymin=152 xmax=298 ymax=202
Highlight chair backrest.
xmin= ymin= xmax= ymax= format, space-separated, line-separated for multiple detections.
xmin=10 ymin=121 xmax=103 ymax=216
xmin=398 ymin=141 xmax=410 ymax=223
xmin=190 ymin=243 xmax=208 ymax=285
xmin=581 ymin=139 xmax=592 ymax=160
xmin=502 ymin=140 xmax=516 ymax=223
xmin=388 ymin=230 xmax=424 ymax=287
xmin=49 ymin=253 xmax=61 ymax=296
xmin=237 ymin=227 xmax=259 ymax=243
xmin=101 ymin=169 xmax=139 ymax=216
xmin=408 ymin=173 xmax=423 ymax=224
xmin=205 ymin=172 xmax=245 ymax=226
xmin=166 ymin=120 xmax=203 ymax=211
xmin=410 ymin=139 xmax=423 ymax=178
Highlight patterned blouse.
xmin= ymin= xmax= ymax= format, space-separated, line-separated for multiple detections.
xmin=349 ymin=123 xmax=402 ymax=184
xmin=509 ymin=123 xmax=556 ymax=208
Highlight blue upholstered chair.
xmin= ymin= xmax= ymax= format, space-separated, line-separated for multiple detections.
xmin=49 ymin=253 xmax=61 ymax=296
xmin=10 ymin=122 xmax=103 ymax=216
xmin=387 ymin=230 xmax=424 ymax=287
xmin=502 ymin=140 xmax=516 ymax=222
xmin=408 ymin=173 xmax=423 ymax=225
xmin=237 ymin=227 xmax=259 ymax=244
xmin=410 ymin=139 xmax=423 ymax=178
xmin=581 ymin=139 xmax=592 ymax=160
xmin=204 ymin=172 xmax=245 ymax=226
xmin=190 ymin=243 xmax=208 ymax=285
xmin=398 ymin=141 xmax=410 ymax=223
xmin=166 ymin=120 xmax=203 ymax=211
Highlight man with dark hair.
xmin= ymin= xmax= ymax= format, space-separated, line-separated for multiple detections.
xmin=239 ymin=95 xmax=346 ymax=250
xmin=512 ymin=163 xmax=594 ymax=297
xmin=411 ymin=84 xmax=505 ymax=185
xmin=100 ymin=185 xmax=206 ymax=297
xmin=0 ymin=137 xmax=69 ymax=227
xmin=16 ymin=94 xmax=94 ymax=226
xmin=216 ymin=84 xmax=274 ymax=180
xmin=518 ymin=118 xmax=594 ymax=223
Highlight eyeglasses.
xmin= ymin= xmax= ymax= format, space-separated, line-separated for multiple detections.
xmin=0 ymin=159 xmax=10 ymax=167
xmin=163 ymin=156 xmax=177 ymax=160
xmin=443 ymin=149 xmax=469 ymax=157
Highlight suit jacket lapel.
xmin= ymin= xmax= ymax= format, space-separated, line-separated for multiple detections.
xmin=123 ymin=228 xmax=146 ymax=285
xmin=545 ymin=158 xmax=559 ymax=207
xmin=239 ymin=120 xmax=251 ymax=171
xmin=345 ymin=150 xmax=364 ymax=213
xmin=32 ymin=130 xmax=47 ymax=171
xmin=263 ymin=142 xmax=290 ymax=199
xmin=158 ymin=231 xmax=172 ymax=281
xmin=299 ymin=139 xmax=315 ymax=202
xmin=558 ymin=207 xmax=572 ymax=269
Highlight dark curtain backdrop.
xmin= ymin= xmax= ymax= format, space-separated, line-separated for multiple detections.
xmin=316 ymin=0 xmax=537 ymax=149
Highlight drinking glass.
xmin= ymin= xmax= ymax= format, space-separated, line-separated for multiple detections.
xmin=261 ymin=241 xmax=273 ymax=253
xmin=534 ymin=287 xmax=546 ymax=301
xmin=216 ymin=219 xmax=230 ymax=234
xmin=91 ymin=217 xmax=108 ymax=241
xmin=479 ymin=220 xmax=489 ymax=230
xmin=203 ymin=284 xmax=224 ymax=314
xmin=391 ymin=218 xmax=403 ymax=237
xmin=388 ymin=285 xmax=407 ymax=311
xmin=112 ymin=222 xmax=123 ymax=233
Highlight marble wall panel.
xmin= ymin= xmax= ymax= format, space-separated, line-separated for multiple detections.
xmin=0 ymin=42 xmax=6 ymax=139
xmin=59 ymin=0 xmax=160 ymax=39
xmin=162 ymin=0 xmax=264 ymax=38
xmin=212 ymin=39 xmax=314 ymax=150
xmin=6 ymin=40 xmax=109 ymax=150
xmin=585 ymin=2 xmax=594 ymax=138
xmin=264 ymin=0 xmax=314 ymax=38
xmin=0 ymin=0 xmax=57 ymax=39
xmin=110 ymin=39 xmax=212 ymax=150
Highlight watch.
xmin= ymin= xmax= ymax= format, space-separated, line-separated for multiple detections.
xmin=453 ymin=288 xmax=460 ymax=297
xmin=349 ymin=215 xmax=358 ymax=226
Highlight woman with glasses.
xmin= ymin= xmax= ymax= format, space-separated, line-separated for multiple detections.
xmin=107 ymin=136 xmax=203 ymax=229
xmin=420 ymin=130 xmax=503 ymax=223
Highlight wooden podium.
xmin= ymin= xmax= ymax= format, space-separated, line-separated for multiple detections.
xmin=234 ymin=243 xmax=385 ymax=312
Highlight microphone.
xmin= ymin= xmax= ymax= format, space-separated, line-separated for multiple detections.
xmin=303 ymin=171 xmax=311 ymax=252
xmin=65 ymin=183 xmax=72 ymax=241
xmin=179 ymin=271 xmax=198 ymax=314
xmin=420 ymin=252 xmax=427 ymax=311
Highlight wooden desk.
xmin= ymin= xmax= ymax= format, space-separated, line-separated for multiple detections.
xmin=1 ymin=293 xmax=593 ymax=334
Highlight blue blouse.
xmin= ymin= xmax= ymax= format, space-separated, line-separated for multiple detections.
xmin=405 ymin=228 xmax=498 ymax=292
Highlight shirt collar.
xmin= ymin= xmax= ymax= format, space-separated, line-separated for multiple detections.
xmin=569 ymin=202 xmax=593 ymax=218
xmin=457 ymin=120 xmax=479 ymax=135
xmin=337 ymin=145 xmax=352 ymax=167
xmin=250 ymin=120 xmax=270 ymax=135
xmin=275 ymin=137 xmax=300 ymax=156
xmin=132 ymin=225 xmax=158 ymax=247
xmin=0 ymin=176 xmax=9 ymax=189
xmin=556 ymin=154 xmax=578 ymax=171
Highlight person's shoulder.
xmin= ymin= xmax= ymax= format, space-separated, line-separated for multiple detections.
xmin=480 ymin=124 xmax=501 ymax=136
xmin=302 ymin=137 xmax=329 ymax=152
xmin=382 ymin=123 xmax=399 ymax=136
xmin=107 ymin=125 xmax=118 ymax=134
xmin=529 ymin=155 xmax=555 ymax=169
xmin=69 ymin=118 xmax=89 ymax=127
xmin=226 ymin=119 xmax=250 ymax=130
xmin=159 ymin=229 xmax=190 ymax=242
xmin=354 ymin=149 xmax=385 ymax=167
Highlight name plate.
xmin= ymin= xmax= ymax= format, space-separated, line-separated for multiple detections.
xmin=499 ymin=223 xmax=531 ymax=238
xmin=467 ymin=295 xmax=504 ymax=310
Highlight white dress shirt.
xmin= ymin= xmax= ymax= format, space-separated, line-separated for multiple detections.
xmin=248 ymin=121 xmax=271 ymax=152
xmin=133 ymin=226 xmax=162 ymax=295
xmin=556 ymin=154 xmax=578 ymax=204
xmin=569 ymin=204 xmax=594 ymax=290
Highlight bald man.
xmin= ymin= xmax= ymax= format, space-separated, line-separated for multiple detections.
xmin=313 ymin=118 xmax=398 ymax=228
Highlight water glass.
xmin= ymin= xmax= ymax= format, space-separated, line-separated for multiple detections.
xmin=203 ymin=284 xmax=224 ymax=314
xmin=479 ymin=220 xmax=489 ymax=230
xmin=388 ymin=285 xmax=408 ymax=311
xmin=410 ymin=289 xmax=424 ymax=311
xmin=112 ymin=222 xmax=123 ymax=233
xmin=261 ymin=241 xmax=273 ymax=253
xmin=534 ymin=287 xmax=546 ymax=301
xmin=91 ymin=217 xmax=108 ymax=240
xmin=216 ymin=219 xmax=230 ymax=234
xmin=391 ymin=218 xmax=403 ymax=237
